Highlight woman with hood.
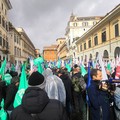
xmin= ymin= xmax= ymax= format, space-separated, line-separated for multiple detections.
xmin=43 ymin=68 xmax=66 ymax=106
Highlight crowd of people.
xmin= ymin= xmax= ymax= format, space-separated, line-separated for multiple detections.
xmin=0 ymin=62 xmax=120 ymax=120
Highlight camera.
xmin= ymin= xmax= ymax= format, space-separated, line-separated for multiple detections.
xmin=99 ymin=80 xmax=116 ymax=92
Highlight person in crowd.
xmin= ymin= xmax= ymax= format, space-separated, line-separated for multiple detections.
xmin=114 ymin=86 xmax=120 ymax=120
xmin=87 ymin=69 xmax=110 ymax=120
xmin=71 ymin=64 xmax=86 ymax=120
xmin=4 ymin=76 xmax=19 ymax=112
xmin=43 ymin=68 xmax=66 ymax=106
xmin=58 ymin=69 xmax=73 ymax=118
xmin=9 ymin=71 xmax=18 ymax=78
xmin=0 ymin=77 xmax=6 ymax=108
xmin=10 ymin=71 xmax=68 ymax=120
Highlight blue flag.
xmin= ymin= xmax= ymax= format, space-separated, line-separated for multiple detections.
xmin=86 ymin=62 xmax=92 ymax=89
xmin=86 ymin=62 xmax=92 ymax=106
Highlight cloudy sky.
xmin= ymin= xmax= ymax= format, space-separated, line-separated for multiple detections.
xmin=8 ymin=0 xmax=120 ymax=52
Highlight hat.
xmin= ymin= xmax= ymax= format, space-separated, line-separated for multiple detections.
xmin=11 ymin=76 xmax=20 ymax=84
xmin=4 ymin=73 xmax=12 ymax=85
xmin=9 ymin=71 xmax=18 ymax=77
xmin=28 ymin=71 xmax=45 ymax=89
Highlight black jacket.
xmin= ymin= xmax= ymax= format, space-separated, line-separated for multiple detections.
xmin=10 ymin=87 xmax=68 ymax=120
xmin=4 ymin=83 xmax=18 ymax=110
xmin=60 ymin=74 xmax=72 ymax=103
xmin=0 ymin=81 xmax=6 ymax=106
xmin=87 ymin=80 xmax=110 ymax=120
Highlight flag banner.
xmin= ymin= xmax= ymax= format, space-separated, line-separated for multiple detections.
xmin=80 ymin=64 xmax=87 ymax=77
xmin=97 ymin=54 xmax=108 ymax=80
xmin=11 ymin=64 xmax=15 ymax=71
xmin=33 ymin=57 xmax=44 ymax=74
xmin=86 ymin=62 xmax=92 ymax=106
xmin=0 ymin=59 xmax=7 ymax=80
xmin=0 ymin=99 xmax=7 ymax=120
xmin=57 ymin=59 xmax=61 ymax=68
xmin=13 ymin=64 xmax=28 ymax=108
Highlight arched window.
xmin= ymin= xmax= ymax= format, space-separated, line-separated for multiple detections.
xmin=103 ymin=50 xmax=109 ymax=58
xmin=114 ymin=47 xmax=120 ymax=58
xmin=96 ymin=52 xmax=99 ymax=58
xmin=90 ymin=54 xmax=92 ymax=60
xmin=85 ymin=55 xmax=87 ymax=62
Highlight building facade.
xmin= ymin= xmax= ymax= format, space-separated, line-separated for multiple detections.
xmin=43 ymin=45 xmax=57 ymax=62
xmin=65 ymin=13 xmax=103 ymax=61
xmin=9 ymin=26 xmax=36 ymax=64
xmin=16 ymin=28 xmax=36 ymax=63
xmin=76 ymin=4 xmax=120 ymax=63
xmin=56 ymin=38 xmax=68 ymax=60
xmin=0 ymin=0 xmax=12 ymax=66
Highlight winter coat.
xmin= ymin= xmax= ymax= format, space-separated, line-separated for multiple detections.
xmin=72 ymin=72 xmax=86 ymax=93
xmin=10 ymin=87 xmax=68 ymax=120
xmin=114 ymin=87 xmax=120 ymax=120
xmin=0 ymin=81 xmax=6 ymax=105
xmin=4 ymin=83 xmax=18 ymax=110
xmin=87 ymin=80 xmax=110 ymax=120
xmin=60 ymin=74 xmax=72 ymax=103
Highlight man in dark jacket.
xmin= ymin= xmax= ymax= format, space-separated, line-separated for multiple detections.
xmin=4 ymin=76 xmax=19 ymax=111
xmin=71 ymin=64 xmax=86 ymax=120
xmin=0 ymin=78 xmax=6 ymax=105
xmin=87 ymin=69 xmax=110 ymax=120
xmin=58 ymin=69 xmax=73 ymax=118
xmin=10 ymin=71 xmax=68 ymax=120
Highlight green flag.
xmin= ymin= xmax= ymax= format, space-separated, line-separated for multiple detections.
xmin=107 ymin=62 xmax=111 ymax=72
xmin=57 ymin=59 xmax=61 ymax=68
xmin=34 ymin=57 xmax=44 ymax=74
xmin=0 ymin=59 xmax=7 ymax=80
xmin=38 ymin=63 xmax=44 ymax=74
xmin=13 ymin=64 xmax=28 ymax=108
xmin=11 ymin=64 xmax=15 ymax=71
xmin=0 ymin=99 xmax=7 ymax=120
xmin=80 ymin=65 xmax=87 ymax=76
xmin=65 ymin=64 xmax=71 ymax=72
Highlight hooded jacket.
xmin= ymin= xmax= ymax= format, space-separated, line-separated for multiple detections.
xmin=10 ymin=87 xmax=68 ymax=120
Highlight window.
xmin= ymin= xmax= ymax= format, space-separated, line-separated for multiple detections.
xmin=20 ymin=49 xmax=21 ymax=56
xmin=93 ymin=21 xmax=97 ymax=25
xmin=3 ymin=38 xmax=5 ymax=47
xmin=5 ymin=9 xmax=7 ymax=15
xmin=102 ymin=31 xmax=106 ymax=42
xmin=14 ymin=47 xmax=16 ymax=55
xmin=84 ymin=43 xmax=86 ymax=50
xmin=69 ymin=39 xmax=70 ymax=46
xmin=2 ymin=3 xmax=3 ymax=10
xmin=6 ymin=41 xmax=8 ymax=49
xmin=14 ymin=34 xmax=16 ymax=42
xmin=73 ymin=23 xmax=77 ymax=27
xmin=0 ymin=15 xmax=1 ymax=24
xmin=80 ymin=45 xmax=82 ymax=51
xmin=82 ymin=22 xmax=88 ymax=26
xmin=94 ymin=36 xmax=98 ymax=45
xmin=81 ymin=56 xmax=83 ymax=61
xmin=88 ymin=40 xmax=91 ymax=48
xmin=115 ymin=24 xmax=119 ymax=37
xmin=0 ymin=36 xmax=2 ymax=45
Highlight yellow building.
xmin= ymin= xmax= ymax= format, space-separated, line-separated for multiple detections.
xmin=76 ymin=4 xmax=120 ymax=62
xmin=0 ymin=0 xmax=12 ymax=66
xmin=56 ymin=38 xmax=68 ymax=60
xmin=65 ymin=13 xmax=103 ymax=61
xmin=43 ymin=45 xmax=57 ymax=62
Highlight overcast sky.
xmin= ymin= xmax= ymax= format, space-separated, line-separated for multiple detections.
xmin=8 ymin=0 xmax=120 ymax=52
